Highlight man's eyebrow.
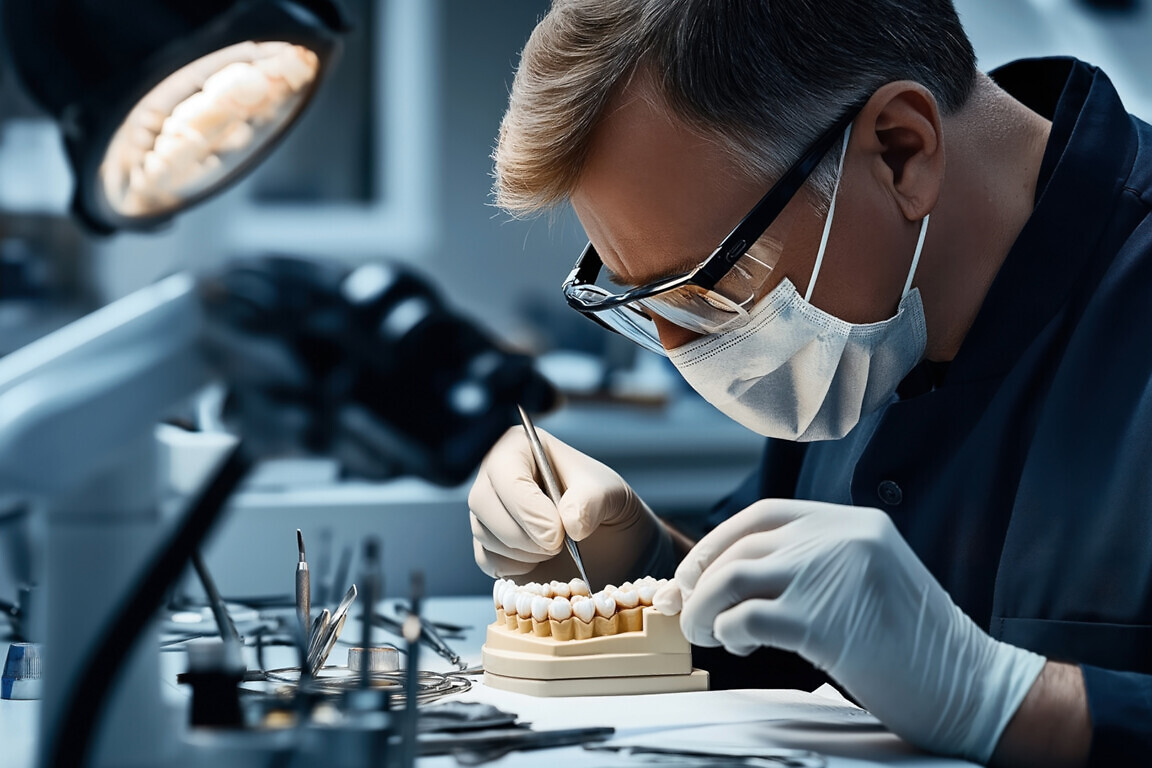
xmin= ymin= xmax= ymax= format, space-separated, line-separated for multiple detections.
xmin=605 ymin=268 xmax=633 ymax=287
xmin=606 ymin=259 xmax=701 ymax=287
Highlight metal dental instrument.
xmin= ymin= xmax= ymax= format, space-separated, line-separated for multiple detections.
xmin=296 ymin=529 xmax=310 ymax=633
xmin=400 ymin=572 xmax=424 ymax=768
xmin=379 ymin=607 xmax=464 ymax=670
xmin=307 ymin=584 xmax=357 ymax=674
xmin=306 ymin=609 xmax=330 ymax=660
xmin=330 ymin=543 xmax=353 ymax=609
xmin=191 ymin=551 xmax=242 ymax=651
xmin=359 ymin=538 xmax=381 ymax=689
xmin=518 ymin=405 xmax=592 ymax=589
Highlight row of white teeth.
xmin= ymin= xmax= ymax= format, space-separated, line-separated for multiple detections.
xmin=492 ymin=577 xmax=671 ymax=636
xmin=102 ymin=42 xmax=319 ymax=214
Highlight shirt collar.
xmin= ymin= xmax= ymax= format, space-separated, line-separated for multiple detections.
xmin=944 ymin=57 xmax=1139 ymax=385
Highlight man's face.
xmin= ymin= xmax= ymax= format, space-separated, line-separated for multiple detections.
xmin=570 ymin=79 xmax=919 ymax=351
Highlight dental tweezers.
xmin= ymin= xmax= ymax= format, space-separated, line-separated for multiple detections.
xmin=517 ymin=405 xmax=592 ymax=589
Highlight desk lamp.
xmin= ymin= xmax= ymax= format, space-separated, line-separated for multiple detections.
xmin=2 ymin=0 xmax=345 ymax=232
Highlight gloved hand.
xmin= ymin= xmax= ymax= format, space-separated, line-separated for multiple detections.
xmin=469 ymin=426 xmax=670 ymax=584
xmin=658 ymin=499 xmax=1046 ymax=763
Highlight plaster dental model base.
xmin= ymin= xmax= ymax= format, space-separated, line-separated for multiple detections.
xmin=482 ymin=577 xmax=709 ymax=697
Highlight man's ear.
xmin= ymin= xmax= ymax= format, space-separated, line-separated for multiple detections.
xmin=854 ymin=82 xmax=945 ymax=221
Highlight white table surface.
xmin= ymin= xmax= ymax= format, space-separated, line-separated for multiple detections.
xmin=2 ymin=597 xmax=978 ymax=768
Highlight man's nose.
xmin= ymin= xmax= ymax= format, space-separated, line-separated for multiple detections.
xmin=653 ymin=316 xmax=705 ymax=351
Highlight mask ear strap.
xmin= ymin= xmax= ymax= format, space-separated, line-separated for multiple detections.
xmin=901 ymin=214 xmax=931 ymax=298
xmin=806 ymin=124 xmax=852 ymax=303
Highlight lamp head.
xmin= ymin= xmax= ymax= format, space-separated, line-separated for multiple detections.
xmin=2 ymin=0 xmax=346 ymax=233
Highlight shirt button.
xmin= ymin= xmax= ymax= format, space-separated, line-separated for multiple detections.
xmin=877 ymin=480 xmax=903 ymax=506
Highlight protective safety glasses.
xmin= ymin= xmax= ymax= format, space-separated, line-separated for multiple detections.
xmin=562 ymin=100 xmax=865 ymax=356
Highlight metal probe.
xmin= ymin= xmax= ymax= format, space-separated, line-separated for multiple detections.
xmin=358 ymin=538 xmax=381 ymax=689
xmin=295 ymin=529 xmax=310 ymax=634
xmin=517 ymin=405 xmax=592 ymax=589
xmin=399 ymin=572 xmax=424 ymax=768
xmin=382 ymin=607 xmax=464 ymax=670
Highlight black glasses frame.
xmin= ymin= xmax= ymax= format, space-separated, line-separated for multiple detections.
xmin=562 ymin=99 xmax=867 ymax=320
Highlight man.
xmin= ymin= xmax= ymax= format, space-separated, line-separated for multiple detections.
xmin=467 ymin=1 xmax=1152 ymax=764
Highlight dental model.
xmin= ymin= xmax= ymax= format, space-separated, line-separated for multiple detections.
xmin=492 ymin=577 xmax=672 ymax=640
xmin=484 ymin=576 xmax=708 ymax=697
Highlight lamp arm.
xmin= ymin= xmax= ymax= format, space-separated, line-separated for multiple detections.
xmin=0 ymin=273 xmax=211 ymax=497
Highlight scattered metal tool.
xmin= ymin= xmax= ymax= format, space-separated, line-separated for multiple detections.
xmin=420 ymin=725 xmax=615 ymax=763
xmin=191 ymin=551 xmax=243 ymax=654
xmin=306 ymin=609 xmax=330 ymax=661
xmin=358 ymin=538 xmax=382 ymax=689
xmin=379 ymin=607 xmax=465 ymax=670
xmin=518 ymin=405 xmax=592 ymax=589
xmin=306 ymin=584 xmax=357 ymax=675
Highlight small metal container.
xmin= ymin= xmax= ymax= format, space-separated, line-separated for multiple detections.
xmin=347 ymin=647 xmax=400 ymax=674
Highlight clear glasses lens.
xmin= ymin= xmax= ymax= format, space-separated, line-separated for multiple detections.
xmin=636 ymin=250 xmax=775 ymax=333
xmin=568 ymin=249 xmax=777 ymax=353
xmin=567 ymin=285 xmax=667 ymax=355
xmin=638 ymin=285 xmax=746 ymax=334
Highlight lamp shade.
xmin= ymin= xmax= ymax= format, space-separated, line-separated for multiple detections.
xmin=2 ymin=0 xmax=346 ymax=233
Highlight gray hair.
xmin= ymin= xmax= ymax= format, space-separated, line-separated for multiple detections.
xmin=494 ymin=0 xmax=976 ymax=215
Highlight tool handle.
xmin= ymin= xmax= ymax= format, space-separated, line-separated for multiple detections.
xmin=296 ymin=565 xmax=310 ymax=629
xmin=517 ymin=405 xmax=564 ymax=504
xmin=518 ymin=405 xmax=592 ymax=588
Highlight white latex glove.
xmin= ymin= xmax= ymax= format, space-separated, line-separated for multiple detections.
xmin=661 ymin=499 xmax=1046 ymax=763
xmin=468 ymin=426 xmax=668 ymax=583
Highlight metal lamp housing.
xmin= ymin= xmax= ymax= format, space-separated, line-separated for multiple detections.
xmin=1 ymin=0 xmax=346 ymax=233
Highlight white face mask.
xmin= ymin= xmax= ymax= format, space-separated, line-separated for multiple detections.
xmin=667 ymin=126 xmax=930 ymax=441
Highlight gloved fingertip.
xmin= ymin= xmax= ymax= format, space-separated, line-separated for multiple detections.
xmin=495 ymin=562 xmax=537 ymax=578
xmin=556 ymin=497 xmax=595 ymax=541
xmin=679 ymin=615 xmax=720 ymax=648
xmin=672 ymin=553 xmax=705 ymax=593
xmin=724 ymin=643 xmax=759 ymax=657
xmin=473 ymin=543 xmax=497 ymax=578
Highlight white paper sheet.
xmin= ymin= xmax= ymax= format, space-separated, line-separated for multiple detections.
xmin=458 ymin=685 xmax=980 ymax=767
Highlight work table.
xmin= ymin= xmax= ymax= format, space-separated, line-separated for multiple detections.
xmin=2 ymin=596 xmax=980 ymax=767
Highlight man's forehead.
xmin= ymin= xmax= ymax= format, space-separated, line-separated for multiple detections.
xmin=571 ymin=74 xmax=763 ymax=285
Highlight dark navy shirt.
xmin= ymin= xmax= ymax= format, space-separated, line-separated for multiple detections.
xmin=706 ymin=58 xmax=1152 ymax=764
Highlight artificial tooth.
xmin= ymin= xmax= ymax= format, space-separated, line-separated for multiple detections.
xmin=572 ymin=597 xmax=595 ymax=624
xmin=531 ymin=595 xmax=552 ymax=637
xmin=652 ymin=580 xmax=683 ymax=616
xmin=592 ymin=592 xmax=616 ymax=618
xmin=202 ymin=62 xmax=271 ymax=108
xmin=217 ymin=121 xmax=255 ymax=154
xmin=275 ymin=46 xmax=318 ymax=91
xmin=637 ymin=582 xmax=658 ymax=606
xmin=614 ymin=589 xmax=643 ymax=632
xmin=548 ymin=596 xmax=574 ymax=640
xmin=515 ymin=592 xmax=534 ymax=633
xmin=169 ymin=92 xmax=238 ymax=144
xmin=501 ymin=589 xmax=518 ymax=629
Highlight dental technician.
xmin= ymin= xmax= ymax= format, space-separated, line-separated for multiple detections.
xmin=467 ymin=1 xmax=1152 ymax=764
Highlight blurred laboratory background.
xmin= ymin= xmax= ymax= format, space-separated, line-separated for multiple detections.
xmin=2 ymin=0 xmax=1151 ymax=604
